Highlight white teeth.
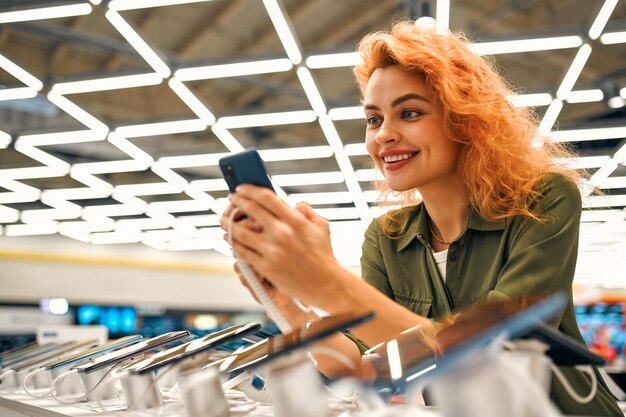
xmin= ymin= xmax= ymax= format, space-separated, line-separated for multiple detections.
xmin=382 ymin=152 xmax=417 ymax=163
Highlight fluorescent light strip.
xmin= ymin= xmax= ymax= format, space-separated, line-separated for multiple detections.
xmin=175 ymin=58 xmax=293 ymax=81
xmin=386 ymin=339 xmax=403 ymax=381
xmin=344 ymin=143 xmax=368 ymax=156
xmin=470 ymin=36 xmax=582 ymax=55
xmin=436 ymin=0 xmax=450 ymax=33
xmin=51 ymin=73 xmax=163 ymax=95
xmin=177 ymin=214 xmax=220 ymax=227
xmin=600 ymin=31 xmax=626 ymax=44
xmin=91 ymin=230 xmax=143 ymax=244
xmin=167 ymin=78 xmax=216 ymax=124
xmin=329 ymin=106 xmax=364 ymax=121
xmin=557 ymin=155 xmax=610 ymax=169
xmin=0 ymin=87 xmax=37 ymax=101
xmin=314 ymin=207 xmax=361 ymax=221
xmin=588 ymin=0 xmax=619 ymax=40
xmin=566 ymin=89 xmax=604 ymax=103
xmin=0 ymin=3 xmax=92 ymax=24
xmin=105 ymin=10 xmax=171 ymax=78
xmin=0 ymin=179 xmax=40 ymax=204
xmin=211 ymin=123 xmax=245 ymax=153
xmin=262 ymin=0 xmax=302 ymax=65
xmin=318 ymin=115 xmax=343 ymax=152
xmin=114 ymin=181 xmax=185 ymax=197
xmin=18 ymin=129 xmax=106 ymax=146
xmin=259 ymin=146 xmax=333 ymax=161
xmin=556 ymin=44 xmax=592 ymax=100
xmin=589 ymin=161 xmax=618 ymax=185
xmin=355 ymin=168 xmax=377 ymax=182
xmin=150 ymin=161 xmax=188 ymax=187
xmin=297 ymin=67 xmax=327 ymax=116
xmin=47 ymin=93 xmax=109 ymax=133
xmin=14 ymin=141 xmax=70 ymax=175
xmin=507 ymin=93 xmax=552 ymax=107
xmin=538 ymin=99 xmax=563 ymax=135
xmin=108 ymin=0 xmax=212 ymax=10
xmin=148 ymin=199 xmax=209 ymax=213
xmin=305 ymin=52 xmax=360 ymax=69
xmin=580 ymin=209 xmax=622 ymax=222
xmin=0 ymin=130 xmax=11 ymax=149
xmin=107 ymin=132 xmax=154 ymax=165
xmin=288 ymin=191 xmax=353 ymax=205
xmin=600 ymin=177 xmax=626 ymax=189
xmin=0 ymin=53 xmax=44 ymax=91
xmin=584 ymin=194 xmax=626 ymax=209
xmin=159 ymin=153 xmax=227 ymax=168
xmin=272 ymin=171 xmax=344 ymax=186
xmin=4 ymin=222 xmax=58 ymax=237
xmin=187 ymin=179 xmax=228 ymax=192
xmin=548 ymin=126 xmax=626 ymax=142
xmin=218 ymin=110 xmax=316 ymax=129
xmin=0 ymin=206 xmax=20 ymax=223
xmin=115 ymin=119 xmax=206 ymax=138
xmin=21 ymin=202 xmax=82 ymax=222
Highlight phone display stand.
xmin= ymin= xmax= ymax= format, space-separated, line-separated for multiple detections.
xmin=265 ymin=351 xmax=328 ymax=417
xmin=119 ymin=370 xmax=163 ymax=411
xmin=425 ymin=338 xmax=562 ymax=417
xmin=78 ymin=365 xmax=119 ymax=402
xmin=180 ymin=366 xmax=230 ymax=417
xmin=50 ymin=366 xmax=83 ymax=396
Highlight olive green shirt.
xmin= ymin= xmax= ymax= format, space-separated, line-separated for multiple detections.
xmin=360 ymin=174 xmax=621 ymax=416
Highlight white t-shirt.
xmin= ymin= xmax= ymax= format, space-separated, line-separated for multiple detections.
xmin=432 ymin=249 xmax=448 ymax=282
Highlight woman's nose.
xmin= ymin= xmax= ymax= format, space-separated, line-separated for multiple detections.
xmin=376 ymin=121 xmax=398 ymax=144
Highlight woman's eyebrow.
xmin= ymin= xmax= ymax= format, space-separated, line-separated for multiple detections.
xmin=364 ymin=93 xmax=430 ymax=111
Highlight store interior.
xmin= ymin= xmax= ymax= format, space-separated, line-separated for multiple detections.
xmin=0 ymin=0 xmax=625 ymax=416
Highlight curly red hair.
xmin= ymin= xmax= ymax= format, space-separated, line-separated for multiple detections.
xmin=353 ymin=21 xmax=579 ymax=233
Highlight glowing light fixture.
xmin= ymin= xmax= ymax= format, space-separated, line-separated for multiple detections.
xmin=297 ymin=67 xmax=327 ymax=116
xmin=0 ymin=3 xmax=92 ymax=24
xmin=470 ymin=36 xmax=582 ymax=56
xmin=105 ymin=10 xmax=171 ymax=78
xmin=507 ymin=93 xmax=552 ymax=107
xmin=175 ymin=58 xmax=293 ymax=80
xmin=218 ymin=110 xmax=316 ymax=129
xmin=51 ymin=73 xmax=163 ymax=94
xmin=588 ymin=0 xmax=619 ymax=40
xmin=556 ymin=44 xmax=592 ymax=100
xmin=262 ymin=0 xmax=302 ymax=65
xmin=305 ymin=53 xmax=360 ymax=69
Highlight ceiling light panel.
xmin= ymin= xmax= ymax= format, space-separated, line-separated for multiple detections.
xmin=0 ymin=0 xmax=623 ymax=280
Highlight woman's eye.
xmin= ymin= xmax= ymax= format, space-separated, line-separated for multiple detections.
xmin=366 ymin=116 xmax=381 ymax=127
xmin=402 ymin=109 xmax=421 ymax=119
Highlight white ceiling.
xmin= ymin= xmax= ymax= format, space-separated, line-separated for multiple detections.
xmin=0 ymin=0 xmax=625 ymax=288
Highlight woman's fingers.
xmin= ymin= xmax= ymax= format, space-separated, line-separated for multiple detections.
xmin=233 ymin=185 xmax=305 ymax=227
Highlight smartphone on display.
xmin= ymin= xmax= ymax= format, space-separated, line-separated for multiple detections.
xmin=73 ymin=331 xmax=190 ymax=374
xmin=359 ymin=292 xmax=567 ymax=389
xmin=218 ymin=312 xmax=375 ymax=375
xmin=0 ymin=342 xmax=39 ymax=364
xmin=1 ymin=343 xmax=67 ymax=369
xmin=126 ymin=323 xmax=262 ymax=375
xmin=219 ymin=148 xmax=275 ymax=193
xmin=44 ymin=335 xmax=143 ymax=371
xmin=11 ymin=339 xmax=99 ymax=373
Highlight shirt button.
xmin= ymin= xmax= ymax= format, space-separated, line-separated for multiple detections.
xmin=450 ymin=253 xmax=457 ymax=262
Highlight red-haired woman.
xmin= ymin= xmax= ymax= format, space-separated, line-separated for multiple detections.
xmin=221 ymin=21 xmax=621 ymax=416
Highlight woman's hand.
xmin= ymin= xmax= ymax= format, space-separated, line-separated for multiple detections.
xmin=219 ymin=185 xmax=341 ymax=307
xmin=233 ymin=261 xmax=314 ymax=328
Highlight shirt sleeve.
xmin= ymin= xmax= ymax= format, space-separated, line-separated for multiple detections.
xmin=486 ymin=175 xmax=582 ymax=325
xmin=360 ymin=219 xmax=394 ymax=299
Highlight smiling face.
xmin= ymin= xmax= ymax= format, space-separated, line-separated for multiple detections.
xmin=364 ymin=66 xmax=465 ymax=193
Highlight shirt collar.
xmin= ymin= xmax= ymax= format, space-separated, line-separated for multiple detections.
xmin=396 ymin=204 xmax=506 ymax=252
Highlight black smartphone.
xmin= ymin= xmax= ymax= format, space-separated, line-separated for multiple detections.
xmin=125 ymin=323 xmax=262 ymax=375
xmin=219 ymin=148 xmax=275 ymax=193
xmin=73 ymin=331 xmax=190 ymax=374
xmin=218 ymin=312 xmax=375 ymax=375
xmin=44 ymin=335 xmax=143 ymax=371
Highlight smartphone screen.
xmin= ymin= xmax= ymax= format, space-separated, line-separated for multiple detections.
xmin=126 ymin=323 xmax=262 ymax=375
xmin=218 ymin=312 xmax=375 ymax=375
xmin=73 ymin=331 xmax=190 ymax=374
xmin=44 ymin=335 xmax=142 ymax=371
xmin=219 ymin=149 xmax=275 ymax=193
